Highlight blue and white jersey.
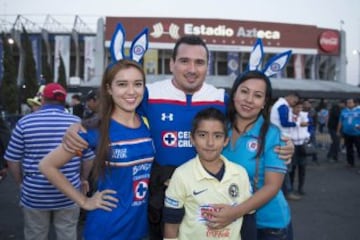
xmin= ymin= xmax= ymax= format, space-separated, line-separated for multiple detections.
xmin=270 ymin=97 xmax=296 ymax=137
xmin=4 ymin=104 xmax=95 ymax=209
xmin=222 ymin=116 xmax=291 ymax=229
xmin=339 ymin=107 xmax=360 ymax=136
xmin=318 ymin=108 xmax=329 ymax=124
xmin=81 ymin=117 xmax=155 ymax=240
xmin=138 ymin=79 xmax=228 ymax=166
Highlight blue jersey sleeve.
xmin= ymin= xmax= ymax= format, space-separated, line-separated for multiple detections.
xmin=224 ymin=92 xmax=230 ymax=106
xmin=278 ymin=105 xmax=296 ymax=127
xmin=78 ymin=130 xmax=98 ymax=151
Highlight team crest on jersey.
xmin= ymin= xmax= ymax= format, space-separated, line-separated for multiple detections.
xmin=228 ymin=183 xmax=239 ymax=198
xmin=247 ymin=139 xmax=258 ymax=152
xmin=162 ymin=131 xmax=178 ymax=147
xmin=133 ymin=179 xmax=149 ymax=201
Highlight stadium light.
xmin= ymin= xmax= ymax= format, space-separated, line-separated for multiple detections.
xmin=7 ymin=38 xmax=14 ymax=45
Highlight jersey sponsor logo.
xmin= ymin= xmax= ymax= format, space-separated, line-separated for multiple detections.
xmin=165 ymin=196 xmax=180 ymax=207
xmin=193 ymin=188 xmax=208 ymax=196
xmin=112 ymin=148 xmax=127 ymax=159
xmin=246 ymin=139 xmax=258 ymax=152
xmin=161 ymin=113 xmax=174 ymax=121
xmin=162 ymin=131 xmax=193 ymax=148
xmin=133 ymin=163 xmax=152 ymax=176
xmin=206 ymin=228 xmax=231 ymax=238
xmin=228 ymin=183 xmax=239 ymax=198
xmin=133 ymin=179 xmax=149 ymax=201
xmin=199 ymin=205 xmax=220 ymax=222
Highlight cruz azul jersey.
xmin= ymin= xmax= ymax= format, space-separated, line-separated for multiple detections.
xmin=138 ymin=79 xmax=228 ymax=166
xmin=80 ymin=118 xmax=155 ymax=240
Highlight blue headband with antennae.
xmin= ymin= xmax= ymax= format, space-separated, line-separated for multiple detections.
xmin=109 ymin=23 xmax=149 ymax=63
xmin=247 ymin=38 xmax=292 ymax=77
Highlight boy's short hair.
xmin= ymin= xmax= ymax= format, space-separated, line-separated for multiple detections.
xmin=191 ymin=107 xmax=227 ymax=138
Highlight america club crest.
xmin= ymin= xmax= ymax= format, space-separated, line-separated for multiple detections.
xmin=228 ymin=183 xmax=239 ymax=198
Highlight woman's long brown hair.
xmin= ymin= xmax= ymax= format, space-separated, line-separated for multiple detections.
xmin=91 ymin=59 xmax=146 ymax=183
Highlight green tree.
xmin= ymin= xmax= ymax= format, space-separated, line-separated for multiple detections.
xmin=57 ymin=54 xmax=67 ymax=90
xmin=41 ymin=38 xmax=53 ymax=84
xmin=0 ymin=33 xmax=19 ymax=114
xmin=22 ymin=25 xmax=38 ymax=100
xmin=43 ymin=60 xmax=53 ymax=84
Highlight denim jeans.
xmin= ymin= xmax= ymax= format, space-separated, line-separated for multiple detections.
xmin=257 ymin=222 xmax=293 ymax=240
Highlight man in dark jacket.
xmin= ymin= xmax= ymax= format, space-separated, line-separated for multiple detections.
xmin=0 ymin=117 xmax=11 ymax=180
xmin=327 ymin=101 xmax=342 ymax=161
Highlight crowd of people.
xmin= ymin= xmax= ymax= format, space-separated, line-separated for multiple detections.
xmin=1 ymin=27 xmax=360 ymax=240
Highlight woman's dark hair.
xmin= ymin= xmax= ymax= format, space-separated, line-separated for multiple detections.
xmin=191 ymin=107 xmax=228 ymax=138
xmin=91 ymin=59 xmax=146 ymax=182
xmin=227 ymin=71 xmax=272 ymax=158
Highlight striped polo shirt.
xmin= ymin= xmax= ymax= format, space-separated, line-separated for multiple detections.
xmin=4 ymin=104 xmax=95 ymax=209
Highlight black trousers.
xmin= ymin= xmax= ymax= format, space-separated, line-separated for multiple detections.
xmin=289 ymin=145 xmax=307 ymax=192
xmin=148 ymin=162 xmax=176 ymax=240
xmin=327 ymin=129 xmax=340 ymax=160
xmin=343 ymin=134 xmax=360 ymax=166
xmin=241 ymin=213 xmax=257 ymax=240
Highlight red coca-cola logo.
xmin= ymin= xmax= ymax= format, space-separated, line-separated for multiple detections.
xmin=319 ymin=31 xmax=339 ymax=53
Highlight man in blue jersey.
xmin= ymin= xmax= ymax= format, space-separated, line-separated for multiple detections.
xmin=4 ymin=83 xmax=95 ymax=240
xmin=337 ymin=98 xmax=360 ymax=167
xmin=63 ymin=35 xmax=294 ymax=240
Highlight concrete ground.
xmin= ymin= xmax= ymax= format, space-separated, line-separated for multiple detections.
xmin=1 ymin=149 xmax=359 ymax=240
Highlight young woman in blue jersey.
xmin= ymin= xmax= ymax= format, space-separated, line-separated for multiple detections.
xmin=205 ymin=71 xmax=293 ymax=240
xmin=40 ymin=59 xmax=155 ymax=240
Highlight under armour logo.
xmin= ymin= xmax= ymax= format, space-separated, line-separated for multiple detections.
xmin=161 ymin=113 xmax=174 ymax=121
xmin=151 ymin=22 xmax=180 ymax=39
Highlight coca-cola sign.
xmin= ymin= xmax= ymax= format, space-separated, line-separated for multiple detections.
xmin=319 ymin=31 xmax=339 ymax=53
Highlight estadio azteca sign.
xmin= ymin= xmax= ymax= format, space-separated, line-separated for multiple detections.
xmin=105 ymin=17 xmax=340 ymax=55
xmin=184 ymin=24 xmax=280 ymax=39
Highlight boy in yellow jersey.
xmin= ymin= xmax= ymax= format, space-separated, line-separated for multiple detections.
xmin=163 ymin=107 xmax=252 ymax=240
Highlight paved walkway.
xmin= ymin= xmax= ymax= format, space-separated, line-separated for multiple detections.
xmin=1 ymin=151 xmax=359 ymax=240
xmin=290 ymin=153 xmax=360 ymax=240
